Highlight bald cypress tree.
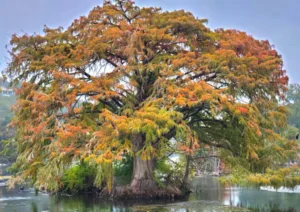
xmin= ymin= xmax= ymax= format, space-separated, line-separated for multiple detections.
xmin=4 ymin=0 xmax=296 ymax=198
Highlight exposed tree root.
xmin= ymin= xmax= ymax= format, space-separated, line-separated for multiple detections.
xmin=100 ymin=181 xmax=183 ymax=199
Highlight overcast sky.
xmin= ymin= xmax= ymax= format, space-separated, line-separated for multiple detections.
xmin=1 ymin=0 xmax=299 ymax=83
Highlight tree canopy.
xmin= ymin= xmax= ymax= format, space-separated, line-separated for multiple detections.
xmin=4 ymin=0 xmax=297 ymax=197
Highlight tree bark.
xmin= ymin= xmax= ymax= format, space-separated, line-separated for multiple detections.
xmin=130 ymin=134 xmax=157 ymax=192
xmin=108 ymin=134 xmax=182 ymax=199
xmin=181 ymin=141 xmax=193 ymax=195
xmin=183 ymin=155 xmax=191 ymax=185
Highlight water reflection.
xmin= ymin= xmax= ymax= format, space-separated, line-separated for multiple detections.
xmin=0 ymin=177 xmax=299 ymax=211
xmin=191 ymin=177 xmax=299 ymax=211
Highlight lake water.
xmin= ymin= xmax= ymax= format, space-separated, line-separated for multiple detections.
xmin=0 ymin=177 xmax=299 ymax=212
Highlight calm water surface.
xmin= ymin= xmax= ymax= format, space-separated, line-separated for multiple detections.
xmin=0 ymin=177 xmax=299 ymax=212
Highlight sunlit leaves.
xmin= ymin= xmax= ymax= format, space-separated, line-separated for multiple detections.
xmin=4 ymin=0 xmax=294 ymax=190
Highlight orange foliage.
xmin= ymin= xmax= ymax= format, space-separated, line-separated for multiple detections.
xmin=236 ymin=106 xmax=248 ymax=114
xmin=4 ymin=0 xmax=294 ymax=191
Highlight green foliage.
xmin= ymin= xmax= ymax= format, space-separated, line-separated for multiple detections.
xmin=154 ymin=156 xmax=187 ymax=185
xmin=156 ymin=158 xmax=173 ymax=176
xmin=4 ymin=0 xmax=295 ymax=192
xmin=94 ymin=162 xmax=113 ymax=190
xmin=220 ymin=167 xmax=300 ymax=190
xmin=62 ymin=162 xmax=96 ymax=192
xmin=0 ymin=138 xmax=17 ymax=164
xmin=113 ymin=155 xmax=133 ymax=185
xmin=282 ymin=125 xmax=299 ymax=141
xmin=154 ymin=159 xmax=173 ymax=188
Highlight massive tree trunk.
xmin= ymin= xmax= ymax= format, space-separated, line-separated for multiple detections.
xmin=109 ymin=134 xmax=181 ymax=199
xmin=130 ymin=134 xmax=157 ymax=193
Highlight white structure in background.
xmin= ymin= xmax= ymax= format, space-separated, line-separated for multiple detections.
xmin=0 ymin=86 xmax=14 ymax=96
xmin=261 ymin=186 xmax=300 ymax=193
